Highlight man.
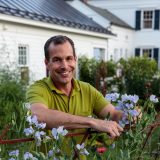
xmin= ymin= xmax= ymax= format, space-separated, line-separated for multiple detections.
xmin=26 ymin=35 xmax=123 ymax=139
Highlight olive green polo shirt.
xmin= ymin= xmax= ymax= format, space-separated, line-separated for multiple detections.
xmin=26 ymin=77 xmax=109 ymax=117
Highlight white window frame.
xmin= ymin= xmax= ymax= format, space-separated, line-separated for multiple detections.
xmin=141 ymin=10 xmax=154 ymax=29
xmin=18 ymin=44 xmax=28 ymax=66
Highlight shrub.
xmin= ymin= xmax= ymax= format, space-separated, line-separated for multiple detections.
xmin=0 ymin=68 xmax=27 ymax=131
xmin=78 ymin=56 xmax=97 ymax=86
xmin=122 ymin=57 xmax=157 ymax=99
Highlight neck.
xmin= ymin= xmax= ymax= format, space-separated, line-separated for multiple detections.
xmin=54 ymin=81 xmax=73 ymax=97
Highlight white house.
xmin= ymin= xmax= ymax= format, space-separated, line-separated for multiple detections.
xmin=67 ymin=0 xmax=134 ymax=62
xmin=88 ymin=0 xmax=160 ymax=68
xmin=0 ymin=0 xmax=113 ymax=82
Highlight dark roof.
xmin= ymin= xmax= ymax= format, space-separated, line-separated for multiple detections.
xmin=0 ymin=0 xmax=113 ymax=35
xmin=87 ymin=4 xmax=133 ymax=29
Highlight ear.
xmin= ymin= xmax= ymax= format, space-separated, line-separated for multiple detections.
xmin=74 ymin=56 xmax=77 ymax=62
xmin=45 ymin=58 xmax=50 ymax=70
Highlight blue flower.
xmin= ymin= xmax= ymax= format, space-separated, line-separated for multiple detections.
xmin=48 ymin=150 xmax=54 ymax=157
xmin=9 ymin=150 xmax=19 ymax=157
xmin=128 ymin=110 xmax=139 ymax=117
xmin=36 ymin=122 xmax=46 ymax=129
xmin=26 ymin=115 xmax=38 ymax=126
xmin=105 ymin=93 xmax=120 ymax=102
xmin=51 ymin=126 xmax=68 ymax=140
xmin=23 ymin=152 xmax=33 ymax=160
xmin=9 ymin=158 xmax=16 ymax=160
xmin=24 ymin=126 xmax=34 ymax=136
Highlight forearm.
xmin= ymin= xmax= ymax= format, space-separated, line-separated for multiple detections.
xmin=98 ymin=103 xmax=123 ymax=122
xmin=31 ymin=104 xmax=93 ymax=130
xmin=30 ymin=103 xmax=123 ymax=137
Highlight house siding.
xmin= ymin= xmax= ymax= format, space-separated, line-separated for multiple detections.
xmin=0 ymin=19 xmax=109 ymax=82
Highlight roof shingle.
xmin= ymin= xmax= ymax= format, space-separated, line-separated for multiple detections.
xmin=0 ymin=0 xmax=113 ymax=35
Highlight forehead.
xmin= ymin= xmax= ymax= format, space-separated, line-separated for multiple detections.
xmin=48 ymin=41 xmax=74 ymax=55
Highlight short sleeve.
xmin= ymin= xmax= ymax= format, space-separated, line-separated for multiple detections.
xmin=89 ymin=85 xmax=109 ymax=116
xmin=26 ymin=81 xmax=49 ymax=107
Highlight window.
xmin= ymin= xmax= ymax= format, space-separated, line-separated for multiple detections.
xmin=142 ymin=10 xmax=153 ymax=29
xmin=136 ymin=10 xmax=160 ymax=30
xmin=18 ymin=45 xmax=29 ymax=83
xmin=93 ymin=48 xmax=105 ymax=61
xmin=142 ymin=48 xmax=153 ymax=58
xmin=18 ymin=45 xmax=28 ymax=66
xmin=135 ymin=47 xmax=159 ymax=65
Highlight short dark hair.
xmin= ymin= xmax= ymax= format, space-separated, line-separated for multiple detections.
xmin=44 ymin=35 xmax=76 ymax=61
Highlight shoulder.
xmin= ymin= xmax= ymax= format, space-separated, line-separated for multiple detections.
xmin=27 ymin=77 xmax=50 ymax=95
xmin=75 ymin=79 xmax=99 ymax=94
xmin=29 ymin=78 xmax=49 ymax=88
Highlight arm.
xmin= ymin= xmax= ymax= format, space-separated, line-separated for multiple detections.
xmin=31 ymin=103 xmax=123 ymax=137
xmin=98 ymin=103 xmax=123 ymax=122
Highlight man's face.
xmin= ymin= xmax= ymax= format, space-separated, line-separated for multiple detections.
xmin=45 ymin=41 xmax=76 ymax=86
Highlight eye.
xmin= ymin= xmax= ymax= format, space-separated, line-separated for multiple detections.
xmin=51 ymin=57 xmax=61 ymax=63
xmin=66 ymin=56 xmax=74 ymax=61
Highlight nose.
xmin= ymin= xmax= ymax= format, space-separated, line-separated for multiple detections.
xmin=61 ymin=59 xmax=68 ymax=69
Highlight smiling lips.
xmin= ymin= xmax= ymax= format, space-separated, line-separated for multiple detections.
xmin=58 ymin=70 xmax=72 ymax=77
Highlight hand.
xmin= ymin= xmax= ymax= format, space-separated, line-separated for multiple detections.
xmin=91 ymin=119 xmax=123 ymax=138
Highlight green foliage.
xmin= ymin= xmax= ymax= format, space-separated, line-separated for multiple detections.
xmin=78 ymin=56 xmax=98 ymax=86
xmin=122 ymin=57 xmax=157 ymax=98
xmin=106 ymin=60 xmax=116 ymax=77
xmin=0 ymin=68 xmax=27 ymax=131
xmin=78 ymin=56 xmax=116 ymax=88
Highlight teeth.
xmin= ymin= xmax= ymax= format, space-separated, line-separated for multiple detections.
xmin=61 ymin=72 xmax=69 ymax=75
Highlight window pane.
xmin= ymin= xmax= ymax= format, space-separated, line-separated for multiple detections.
xmin=142 ymin=49 xmax=152 ymax=58
xmin=93 ymin=48 xmax=105 ymax=61
xmin=18 ymin=45 xmax=27 ymax=65
xmin=143 ymin=11 xmax=153 ymax=28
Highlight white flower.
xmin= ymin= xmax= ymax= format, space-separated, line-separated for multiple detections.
xmin=80 ymin=148 xmax=89 ymax=155
xmin=24 ymin=103 xmax=31 ymax=110
xmin=76 ymin=143 xmax=85 ymax=150
xmin=51 ymin=126 xmax=68 ymax=140
xmin=150 ymin=95 xmax=159 ymax=103
xmin=76 ymin=143 xmax=89 ymax=156
xmin=52 ymin=128 xmax=59 ymax=140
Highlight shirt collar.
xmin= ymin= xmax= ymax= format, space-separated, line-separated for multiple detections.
xmin=45 ymin=76 xmax=80 ymax=95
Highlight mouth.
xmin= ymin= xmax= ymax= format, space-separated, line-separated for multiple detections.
xmin=59 ymin=71 xmax=72 ymax=77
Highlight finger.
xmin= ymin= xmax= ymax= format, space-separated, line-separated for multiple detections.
xmin=117 ymin=124 xmax=124 ymax=132
xmin=107 ymin=128 xmax=117 ymax=138
xmin=112 ymin=128 xmax=120 ymax=137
